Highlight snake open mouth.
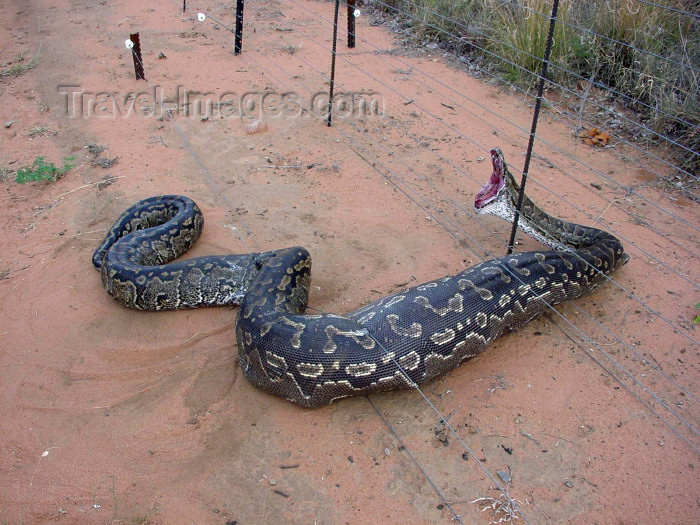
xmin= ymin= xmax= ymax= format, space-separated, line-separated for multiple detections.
xmin=474 ymin=149 xmax=506 ymax=210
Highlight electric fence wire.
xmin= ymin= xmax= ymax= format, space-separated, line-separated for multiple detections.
xmin=210 ymin=7 xmax=700 ymax=464
xmin=133 ymin=7 xmax=699 ymax=524
xmin=154 ymin=10 xmax=527 ymax=516
xmin=201 ymin=11 xmax=238 ymax=33
xmin=167 ymin=112 xmax=265 ymax=258
xmin=162 ymin=0 xmax=699 ymax=514
xmin=368 ymin=0 xmax=700 ymax=172
xmin=637 ymin=0 xmax=700 ymax=18
xmin=281 ymin=0 xmax=700 ymax=259
xmin=188 ymin=0 xmax=700 ymax=453
xmin=376 ymin=0 xmax=700 ymax=136
xmin=288 ymin=0 xmax=697 ymax=292
xmin=245 ymin=41 xmax=700 ymax=456
xmin=502 ymin=0 xmax=700 ymax=74
xmin=128 ymin=42 xmax=146 ymax=76
xmin=272 ymin=0 xmax=700 ymax=348
xmin=183 ymin=0 xmax=695 ymax=422
xmin=248 ymin=0 xmax=699 ymax=431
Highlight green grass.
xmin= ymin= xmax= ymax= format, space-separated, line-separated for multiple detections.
xmin=375 ymin=0 xmax=699 ymax=174
xmin=27 ymin=125 xmax=52 ymax=138
xmin=0 ymin=51 xmax=39 ymax=78
xmin=15 ymin=156 xmax=76 ymax=184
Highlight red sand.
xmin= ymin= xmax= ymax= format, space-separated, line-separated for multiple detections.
xmin=1 ymin=1 xmax=697 ymax=523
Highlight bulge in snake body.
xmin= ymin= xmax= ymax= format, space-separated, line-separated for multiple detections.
xmin=94 ymin=150 xmax=628 ymax=408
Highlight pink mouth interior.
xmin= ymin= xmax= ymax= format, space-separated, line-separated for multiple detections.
xmin=474 ymin=149 xmax=505 ymax=209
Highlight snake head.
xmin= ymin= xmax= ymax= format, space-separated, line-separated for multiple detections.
xmin=474 ymin=148 xmax=508 ymax=211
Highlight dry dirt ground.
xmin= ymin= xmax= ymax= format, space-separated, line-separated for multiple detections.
xmin=1 ymin=0 xmax=698 ymax=524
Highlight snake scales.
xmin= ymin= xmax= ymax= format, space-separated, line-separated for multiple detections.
xmin=94 ymin=149 xmax=628 ymax=408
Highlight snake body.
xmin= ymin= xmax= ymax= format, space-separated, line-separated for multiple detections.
xmin=94 ymin=149 xmax=628 ymax=408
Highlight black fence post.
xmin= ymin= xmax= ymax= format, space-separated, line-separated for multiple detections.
xmin=327 ymin=0 xmax=341 ymax=126
xmin=347 ymin=0 xmax=356 ymax=48
xmin=507 ymin=0 xmax=560 ymax=255
xmin=234 ymin=0 xmax=245 ymax=55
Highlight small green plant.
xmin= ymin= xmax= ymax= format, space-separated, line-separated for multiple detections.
xmin=0 ymin=51 xmax=39 ymax=78
xmin=27 ymin=125 xmax=56 ymax=138
xmin=695 ymin=302 xmax=700 ymax=325
xmin=15 ymin=156 xmax=75 ymax=184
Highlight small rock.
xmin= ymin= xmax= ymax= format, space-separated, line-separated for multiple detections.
xmin=496 ymin=470 xmax=512 ymax=483
xmin=245 ymin=119 xmax=267 ymax=134
xmin=158 ymin=52 xmax=167 ymax=59
xmin=4 ymin=121 xmax=15 ymax=128
xmin=269 ymin=478 xmax=277 ymax=486
xmin=564 ymin=479 xmax=574 ymax=488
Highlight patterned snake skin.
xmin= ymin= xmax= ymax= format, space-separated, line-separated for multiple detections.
xmin=94 ymin=149 xmax=628 ymax=407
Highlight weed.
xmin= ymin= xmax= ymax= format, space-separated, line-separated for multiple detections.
xmin=281 ymin=43 xmax=302 ymax=55
xmin=86 ymin=143 xmax=107 ymax=156
xmin=695 ymin=302 xmax=699 ymax=324
xmin=15 ymin=156 xmax=76 ymax=184
xmin=0 ymin=51 xmax=39 ymax=78
xmin=27 ymin=125 xmax=53 ymax=138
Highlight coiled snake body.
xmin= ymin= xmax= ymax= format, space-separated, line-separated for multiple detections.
xmin=94 ymin=149 xmax=628 ymax=408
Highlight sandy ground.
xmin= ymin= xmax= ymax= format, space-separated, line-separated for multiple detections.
xmin=0 ymin=0 xmax=698 ymax=523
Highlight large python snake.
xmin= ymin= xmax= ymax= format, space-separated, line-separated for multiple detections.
xmin=93 ymin=149 xmax=628 ymax=408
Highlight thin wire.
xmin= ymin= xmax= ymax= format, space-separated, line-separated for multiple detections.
xmin=202 ymin=12 xmax=237 ymax=33
xmin=338 ymin=13 xmax=700 ymax=270
xmin=503 ymin=0 xmax=700 ymax=74
xmin=245 ymin=20 xmax=700 ymax=383
xmin=366 ymin=397 xmax=467 ymax=524
xmin=171 ymin=0 xmax=700 ymax=485
xmin=167 ymin=111 xmax=264 ymax=256
xmin=269 ymin=0 xmax=700 ymax=345
xmin=377 ymin=0 xmax=700 ymax=138
xmin=245 ymin=40 xmax=699 ymax=441
xmin=370 ymin=0 xmax=700 ymax=181
xmin=366 ymin=6 xmax=700 ymax=194
xmin=554 ymin=321 xmax=700 ymax=455
xmin=129 ymin=48 xmax=145 ymax=76
xmin=636 ymin=0 xmax=700 ymax=18
xmin=284 ymin=0 xmax=699 ymax=231
xmin=207 ymin=1 xmax=235 ymax=16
